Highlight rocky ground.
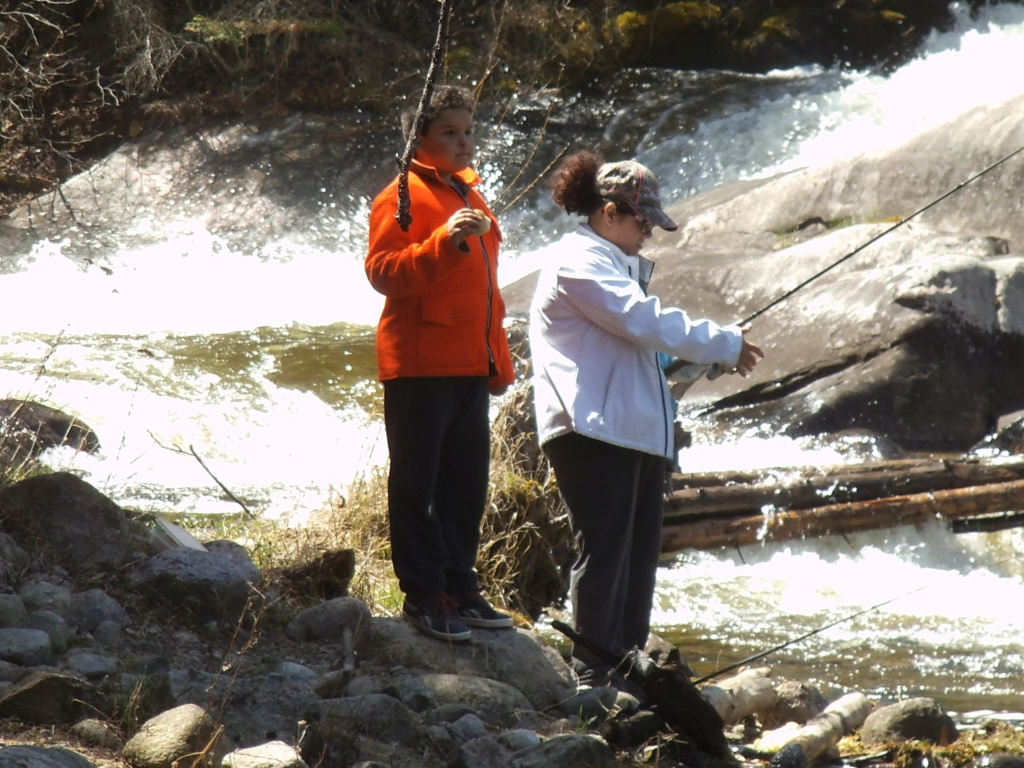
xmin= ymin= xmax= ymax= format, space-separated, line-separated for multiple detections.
xmin=1 ymin=467 xmax=1022 ymax=768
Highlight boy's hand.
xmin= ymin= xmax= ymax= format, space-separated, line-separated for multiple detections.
xmin=446 ymin=208 xmax=491 ymax=249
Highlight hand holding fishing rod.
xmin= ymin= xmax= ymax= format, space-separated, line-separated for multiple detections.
xmin=668 ymin=324 xmax=764 ymax=381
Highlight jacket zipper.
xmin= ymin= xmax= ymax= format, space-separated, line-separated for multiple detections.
xmin=454 ymin=184 xmax=497 ymax=376
xmin=634 ymin=254 xmax=672 ymax=457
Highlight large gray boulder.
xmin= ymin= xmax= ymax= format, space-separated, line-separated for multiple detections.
xmin=129 ymin=545 xmax=261 ymax=623
xmin=123 ymin=702 xmax=229 ymax=768
xmin=0 ymin=745 xmax=97 ymax=768
xmin=0 ymin=473 xmax=134 ymax=570
xmin=356 ymin=618 xmax=575 ymax=712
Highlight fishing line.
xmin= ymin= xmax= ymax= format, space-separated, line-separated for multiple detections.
xmin=692 ymin=553 xmax=1021 ymax=685
xmin=692 ymin=584 xmax=928 ymax=685
xmin=665 ymin=141 xmax=1024 ymax=378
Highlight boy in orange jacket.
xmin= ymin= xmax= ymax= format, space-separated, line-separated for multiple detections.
xmin=365 ymin=85 xmax=515 ymax=641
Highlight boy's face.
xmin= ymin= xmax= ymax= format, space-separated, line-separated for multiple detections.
xmin=415 ymin=108 xmax=474 ymax=180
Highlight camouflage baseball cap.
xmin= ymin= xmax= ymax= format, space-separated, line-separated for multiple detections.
xmin=596 ymin=160 xmax=678 ymax=232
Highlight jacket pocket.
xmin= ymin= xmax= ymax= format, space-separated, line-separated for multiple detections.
xmin=419 ymin=295 xmax=484 ymax=369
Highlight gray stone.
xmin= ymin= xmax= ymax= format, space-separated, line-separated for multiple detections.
xmin=313 ymin=694 xmax=423 ymax=751
xmin=509 ymin=733 xmax=617 ymax=768
xmin=274 ymin=660 xmax=318 ymax=681
xmin=285 ymin=596 xmax=371 ymax=674
xmin=285 ymin=596 xmax=371 ymax=642
xmin=0 ymin=594 xmax=27 ymax=628
xmin=0 ymin=533 xmax=30 ymax=574
xmin=70 ymin=718 xmax=123 ymax=749
xmin=128 ymin=546 xmax=261 ymax=623
xmin=0 ymin=744 xmax=96 ymax=768
xmin=860 ymin=697 xmax=959 ymax=746
xmin=0 ymin=659 xmax=21 ymax=681
xmin=556 ymin=685 xmax=620 ymax=723
xmin=69 ymin=588 xmax=128 ymax=633
xmin=359 ymin=618 xmax=574 ymax=712
xmin=0 ymin=627 xmax=53 ymax=666
xmin=91 ymin=619 xmax=122 ymax=646
xmin=222 ymin=740 xmax=309 ymax=768
xmin=25 ymin=610 xmax=73 ymax=654
xmin=176 ymin=671 xmax=319 ymax=749
xmin=451 ymin=736 xmax=513 ymax=768
xmin=0 ymin=670 xmax=95 ymax=724
xmin=763 ymin=680 xmax=829 ymax=729
xmin=123 ymin=703 xmax=228 ymax=768
xmin=497 ymin=729 xmax=542 ymax=752
xmin=64 ymin=651 xmax=118 ymax=680
xmin=0 ymin=473 xmax=132 ymax=570
xmin=18 ymin=581 xmax=72 ymax=618
xmin=449 ymin=712 xmax=489 ymax=741
xmin=425 ymin=723 xmax=458 ymax=757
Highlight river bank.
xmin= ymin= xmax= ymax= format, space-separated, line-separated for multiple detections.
xmin=1 ymin=470 xmax=1023 ymax=768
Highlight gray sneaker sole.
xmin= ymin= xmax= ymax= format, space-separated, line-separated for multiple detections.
xmin=403 ymin=611 xmax=472 ymax=642
xmin=460 ymin=614 xmax=514 ymax=629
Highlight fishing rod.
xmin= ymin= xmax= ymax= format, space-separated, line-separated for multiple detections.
xmin=691 ymin=551 xmax=1020 ymax=685
xmin=692 ymin=584 xmax=928 ymax=685
xmin=665 ymin=141 xmax=1024 ymax=379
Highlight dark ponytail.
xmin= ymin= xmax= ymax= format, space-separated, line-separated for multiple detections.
xmin=550 ymin=151 xmax=604 ymax=216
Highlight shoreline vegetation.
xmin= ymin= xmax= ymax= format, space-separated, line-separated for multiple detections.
xmin=0 ymin=0 xmax=1004 ymax=218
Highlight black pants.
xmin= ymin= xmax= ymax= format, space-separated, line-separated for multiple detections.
xmin=383 ymin=376 xmax=490 ymax=597
xmin=544 ymin=432 xmax=667 ymax=659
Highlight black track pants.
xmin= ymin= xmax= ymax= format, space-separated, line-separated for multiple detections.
xmin=383 ymin=376 xmax=490 ymax=597
xmin=544 ymin=431 xmax=667 ymax=658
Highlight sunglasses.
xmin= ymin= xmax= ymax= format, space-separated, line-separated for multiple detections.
xmin=632 ymin=215 xmax=655 ymax=235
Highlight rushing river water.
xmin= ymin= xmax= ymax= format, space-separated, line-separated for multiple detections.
xmin=2 ymin=2 xmax=1024 ymax=722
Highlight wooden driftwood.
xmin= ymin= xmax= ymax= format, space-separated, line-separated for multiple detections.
xmin=666 ymin=456 xmax=1024 ymax=521
xmin=662 ymin=456 xmax=1024 ymax=553
xmin=756 ymin=692 xmax=874 ymax=768
xmin=664 ymin=477 xmax=1024 ymax=551
xmin=701 ymin=667 xmax=778 ymax=726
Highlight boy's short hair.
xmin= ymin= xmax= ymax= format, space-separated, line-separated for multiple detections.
xmin=401 ymin=85 xmax=475 ymax=139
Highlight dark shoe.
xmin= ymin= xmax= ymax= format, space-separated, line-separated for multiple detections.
xmin=452 ymin=591 xmax=513 ymax=629
xmin=403 ymin=594 xmax=472 ymax=642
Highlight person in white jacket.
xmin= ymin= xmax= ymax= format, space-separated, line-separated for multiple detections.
xmin=529 ymin=151 xmax=763 ymax=686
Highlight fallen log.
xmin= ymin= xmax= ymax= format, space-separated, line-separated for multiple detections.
xmin=666 ymin=456 xmax=1024 ymax=522
xmin=662 ymin=477 xmax=1024 ymax=552
xmin=671 ymin=456 xmax=943 ymax=490
xmin=756 ymin=692 xmax=874 ymax=768
xmin=701 ymin=667 xmax=778 ymax=727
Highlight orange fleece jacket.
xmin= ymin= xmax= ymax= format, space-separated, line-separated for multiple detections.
xmin=365 ymin=161 xmax=514 ymax=393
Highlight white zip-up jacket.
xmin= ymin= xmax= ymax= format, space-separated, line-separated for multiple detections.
xmin=529 ymin=225 xmax=744 ymax=458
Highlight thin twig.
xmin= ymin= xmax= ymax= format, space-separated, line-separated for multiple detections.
xmin=150 ymin=433 xmax=255 ymax=519
xmin=496 ymin=144 xmax=569 ymax=215
xmin=188 ymin=444 xmax=255 ymax=519
xmin=395 ymin=0 xmax=454 ymax=231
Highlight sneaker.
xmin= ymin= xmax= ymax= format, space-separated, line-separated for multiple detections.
xmin=452 ymin=590 xmax=513 ymax=629
xmin=403 ymin=594 xmax=472 ymax=642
